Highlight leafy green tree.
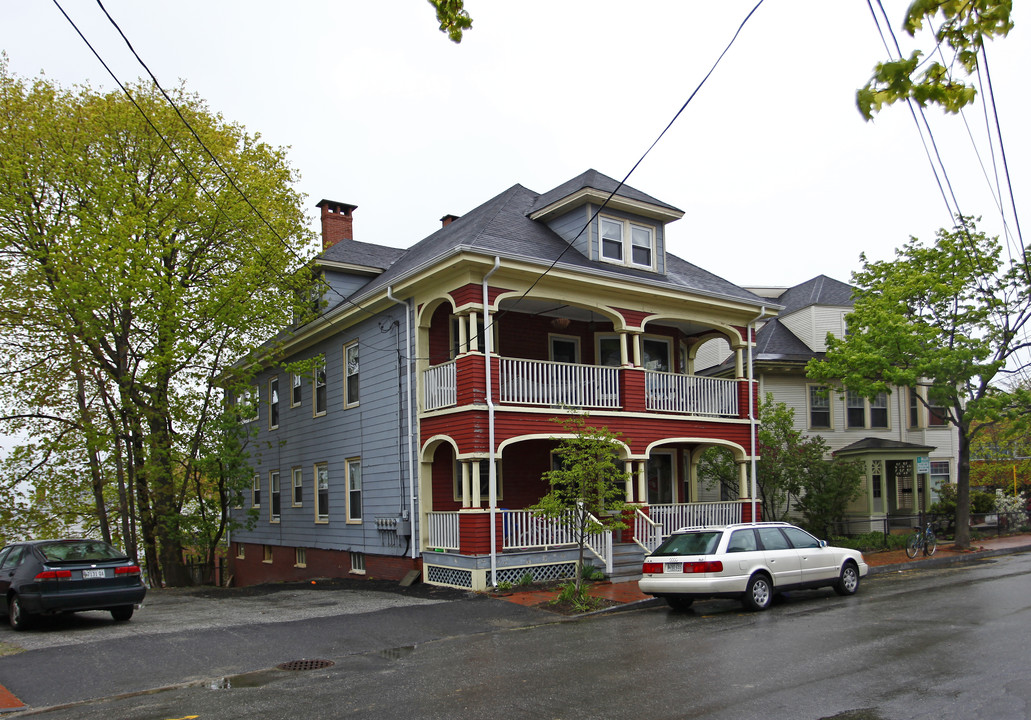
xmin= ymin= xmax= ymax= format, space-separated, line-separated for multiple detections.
xmin=700 ymin=395 xmax=851 ymax=523
xmin=427 ymin=0 xmax=472 ymax=43
xmin=0 ymin=60 xmax=315 ymax=584
xmin=807 ymin=218 xmax=1031 ymax=549
xmin=791 ymin=457 xmax=865 ymax=539
xmin=531 ymin=414 xmax=628 ymax=600
xmin=858 ymin=1 xmax=1014 ymax=119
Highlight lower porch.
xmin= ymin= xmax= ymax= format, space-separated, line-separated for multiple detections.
xmin=422 ymin=501 xmax=761 ymax=590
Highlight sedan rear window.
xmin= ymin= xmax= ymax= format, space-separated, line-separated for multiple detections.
xmin=651 ymin=531 xmax=721 ymax=557
xmin=37 ymin=541 xmax=125 ymax=562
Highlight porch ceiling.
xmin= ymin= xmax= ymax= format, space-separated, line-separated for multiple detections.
xmin=499 ymin=298 xmax=712 ymax=336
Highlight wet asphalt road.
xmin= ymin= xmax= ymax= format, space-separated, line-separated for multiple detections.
xmin=2 ymin=552 xmax=1030 ymax=719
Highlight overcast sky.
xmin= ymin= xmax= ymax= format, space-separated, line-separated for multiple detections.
xmin=1 ymin=0 xmax=1027 ymax=291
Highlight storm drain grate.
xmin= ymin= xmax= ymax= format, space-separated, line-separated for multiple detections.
xmin=276 ymin=659 xmax=335 ymax=671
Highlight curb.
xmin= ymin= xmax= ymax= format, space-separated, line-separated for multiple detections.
xmin=867 ymin=542 xmax=1031 ymax=576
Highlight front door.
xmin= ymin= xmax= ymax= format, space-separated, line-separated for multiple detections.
xmin=647 ymin=454 xmax=674 ymax=504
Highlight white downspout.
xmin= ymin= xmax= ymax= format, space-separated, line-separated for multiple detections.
xmin=747 ymin=306 xmax=766 ymax=524
xmin=483 ymin=257 xmax=501 ymax=587
xmin=386 ymin=286 xmax=417 ymax=559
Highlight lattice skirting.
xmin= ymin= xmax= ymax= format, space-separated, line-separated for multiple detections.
xmin=425 ymin=561 xmax=577 ymax=591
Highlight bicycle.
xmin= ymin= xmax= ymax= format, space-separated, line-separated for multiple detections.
xmin=905 ymin=522 xmax=937 ymax=558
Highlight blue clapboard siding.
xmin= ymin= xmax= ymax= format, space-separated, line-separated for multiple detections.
xmin=544 ymin=206 xmax=592 ymax=258
xmin=231 ymin=303 xmax=414 ymax=556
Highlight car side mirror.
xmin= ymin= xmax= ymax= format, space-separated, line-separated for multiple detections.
xmin=819 ymin=540 xmax=828 ymax=548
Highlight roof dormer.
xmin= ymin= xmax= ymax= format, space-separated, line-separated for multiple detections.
xmin=527 ymin=169 xmax=683 ymax=275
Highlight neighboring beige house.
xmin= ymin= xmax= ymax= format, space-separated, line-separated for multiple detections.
xmin=696 ymin=275 xmax=959 ymax=532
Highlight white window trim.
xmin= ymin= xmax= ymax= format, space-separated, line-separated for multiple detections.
xmin=845 ymin=390 xmax=891 ymax=430
xmin=269 ymin=470 xmax=281 ymax=523
xmin=251 ymin=473 xmax=261 ymax=508
xmin=641 ymin=335 xmax=671 ymax=372
xmin=807 ymin=384 xmax=833 ymax=430
xmin=268 ymin=376 xmax=280 ymax=430
xmin=291 ymin=466 xmax=303 ymax=507
xmin=344 ymin=341 xmax=359 ymax=408
xmin=314 ymin=463 xmax=329 ymax=523
xmin=548 ymin=334 xmax=580 ymax=364
xmin=313 ymin=357 xmax=327 ymax=418
xmin=346 ymin=457 xmax=362 ymax=524
xmin=597 ymin=214 xmax=656 ymax=271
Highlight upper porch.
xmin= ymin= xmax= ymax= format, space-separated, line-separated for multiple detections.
xmin=419 ymin=296 xmax=758 ymax=419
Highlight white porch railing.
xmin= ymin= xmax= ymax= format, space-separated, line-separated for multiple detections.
xmin=502 ymin=509 xmax=612 ymax=574
xmin=645 ymin=371 xmax=739 ymax=416
xmin=500 ymin=358 xmax=620 ymax=409
xmin=633 ymin=508 xmax=663 ymax=553
xmin=426 ymin=510 xmax=460 ymax=551
xmin=424 ymin=360 xmax=457 ymax=411
xmin=648 ymin=501 xmax=753 ymax=535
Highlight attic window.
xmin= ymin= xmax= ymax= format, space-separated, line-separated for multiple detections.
xmin=599 ymin=215 xmax=654 ymax=270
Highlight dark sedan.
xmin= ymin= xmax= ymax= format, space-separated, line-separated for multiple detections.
xmin=0 ymin=539 xmax=147 ymax=630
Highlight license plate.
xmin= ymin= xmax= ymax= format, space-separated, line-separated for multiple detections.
xmin=82 ymin=569 xmax=106 ymax=579
xmin=665 ymin=562 xmax=683 ymax=573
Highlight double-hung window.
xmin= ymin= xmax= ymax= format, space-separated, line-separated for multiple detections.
xmin=251 ymin=474 xmax=261 ymax=508
xmin=315 ymin=463 xmax=329 ymax=522
xmin=346 ymin=458 xmax=362 ymax=523
xmin=291 ymin=373 xmax=302 ymax=407
xmin=809 ymin=386 xmax=831 ymax=428
xmin=269 ymin=471 xmax=281 ymax=522
xmin=291 ymin=467 xmax=303 ymax=506
xmin=847 ymin=391 xmax=889 ymax=429
xmin=345 ymin=341 xmax=359 ymax=407
xmin=313 ymin=357 xmax=327 ymax=417
xmin=268 ymin=377 xmax=280 ymax=430
xmin=599 ymin=215 xmax=655 ymax=269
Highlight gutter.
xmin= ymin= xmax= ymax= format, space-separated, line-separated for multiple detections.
xmin=386 ymin=286 xmax=417 ymax=559
xmin=483 ymin=256 xmax=501 ymax=588
xmin=747 ymin=305 xmax=767 ymax=524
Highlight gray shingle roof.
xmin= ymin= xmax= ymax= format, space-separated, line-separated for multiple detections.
xmin=319 ymin=238 xmax=406 ymax=271
xmin=775 ymin=275 xmax=854 ymax=313
xmin=322 ymin=177 xmax=765 ymax=311
xmin=527 ymin=169 xmax=683 ymax=216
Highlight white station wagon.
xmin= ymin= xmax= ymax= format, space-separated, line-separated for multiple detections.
xmin=639 ymin=522 xmax=869 ymax=611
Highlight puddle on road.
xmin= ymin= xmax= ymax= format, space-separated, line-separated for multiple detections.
xmin=376 ymin=644 xmax=416 ymax=661
xmin=209 ymin=670 xmax=285 ymax=690
xmin=208 ymin=647 xmax=414 ymax=690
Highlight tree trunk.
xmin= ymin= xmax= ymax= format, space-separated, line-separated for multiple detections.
xmin=954 ymin=426 xmax=972 ymax=549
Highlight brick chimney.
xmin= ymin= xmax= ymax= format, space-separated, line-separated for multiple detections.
xmin=317 ymin=199 xmax=357 ymax=250
xmin=440 ymin=214 xmax=460 ymax=228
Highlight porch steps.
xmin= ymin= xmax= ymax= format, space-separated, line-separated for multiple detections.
xmin=607 ymin=542 xmax=646 ymax=583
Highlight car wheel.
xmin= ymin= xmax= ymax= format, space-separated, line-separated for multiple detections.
xmin=8 ymin=595 xmax=33 ymax=631
xmin=833 ymin=562 xmax=860 ymax=596
xmin=110 ymin=606 xmax=134 ymax=622
xmin=742 ymin=573 xmax=773 ymax=611
xmin=666 ymin=596 xmax=694 ymax=611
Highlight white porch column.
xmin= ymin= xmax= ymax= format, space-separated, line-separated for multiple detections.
xmin=461 ymin=460 xmax=472 ymax=508
xmin=457 ymin=313 xmax=468 ymax=354
xmin=738 ymin=461 xmax=748 ymax=500
xmin=631 ymin=332 xmax=642 ymax=367
xmin=624 ymin=460 xmax=634 ymax=502
xmin=734 ymin=347 xmax=744 ymax=379
xmin=637 ymin=461 xmax=648 ymax=504
xmin=619 ymin=332 xmax=630 ymax=366
xmin=470 ymin=460 xmax=482 ymax=508
xmin=467 ymin=313 xmax=478 ymax=352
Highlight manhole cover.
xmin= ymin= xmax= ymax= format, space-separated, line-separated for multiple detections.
xmin=276 ymin=659 xmax=335 ymax=671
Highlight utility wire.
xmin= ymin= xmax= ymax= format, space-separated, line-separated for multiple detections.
xmin=491 ymin=0 xmax=766 ymax=330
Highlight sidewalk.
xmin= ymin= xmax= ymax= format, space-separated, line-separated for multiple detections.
xmin=496 ymin=533 xmax=1031 ymax=612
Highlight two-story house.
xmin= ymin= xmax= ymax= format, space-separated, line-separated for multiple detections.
xmin=696 ymin=275 xmax=959 ymax=532
xmin=228 ymin=170 xmax=775 ymax=590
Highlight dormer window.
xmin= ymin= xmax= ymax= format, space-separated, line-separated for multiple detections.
xmin=599 ymin=215 xmax=654 ymax=269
